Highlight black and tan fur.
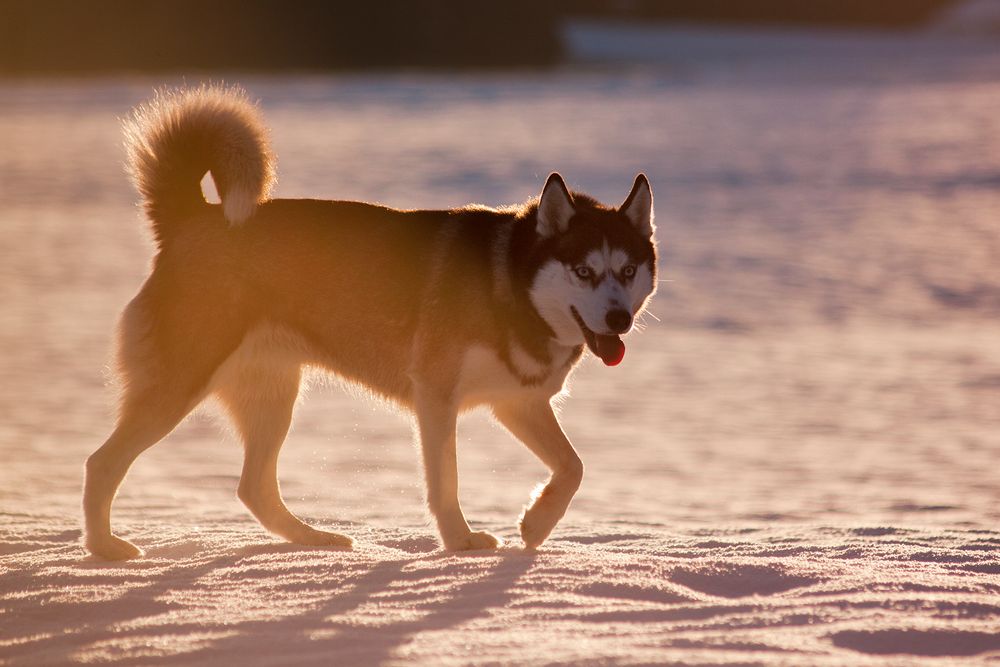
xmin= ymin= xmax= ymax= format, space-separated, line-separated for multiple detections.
xmin=83 ymin=86 xmax=657 ymax=559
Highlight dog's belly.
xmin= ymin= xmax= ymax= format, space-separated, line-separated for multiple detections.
xmin=207 ymin=324 xmax=575 ymax=414
xmin=305 ymin=334 xmax=413 ymax=402
xmin=207 ymin=322 xmax=413 ymax=406
xmin=206 ymin=323 xmax=312 ymax=392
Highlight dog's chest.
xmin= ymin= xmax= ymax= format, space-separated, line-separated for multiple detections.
xmin=456 ymin=341 xmax=574 ymax=406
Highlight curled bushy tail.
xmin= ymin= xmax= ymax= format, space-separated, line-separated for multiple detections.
xmin=123 ymin=85 xmax=275 ymax=243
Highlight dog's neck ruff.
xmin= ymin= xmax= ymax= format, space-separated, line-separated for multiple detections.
xmin=491 ymin=218 xmax=582 ymax=386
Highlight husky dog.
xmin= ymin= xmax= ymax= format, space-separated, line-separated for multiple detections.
xmin=83 ymin=86 xmax=657 ymax=560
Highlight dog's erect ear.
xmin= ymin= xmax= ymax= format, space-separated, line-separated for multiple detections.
xmin=620 ymin=174 xmax=654 ymax=238
xmin=537 ymin=173 xmax=575 ymax=238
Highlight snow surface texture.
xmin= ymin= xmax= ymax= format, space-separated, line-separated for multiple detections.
xmin=2 ymin=28 xmax=1000 ymax=665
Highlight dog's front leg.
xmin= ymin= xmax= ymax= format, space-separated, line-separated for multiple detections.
xmin=493 ymin=399 xmax=583 ymax=549
xmin=414 ymin=389 xmax=501 ymax=551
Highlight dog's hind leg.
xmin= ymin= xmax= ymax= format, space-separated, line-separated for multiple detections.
xmin=492 ymin=399 xmax=584 ymax=549
xmin=84 ymin=388 xmax=192 ymax=560
xmin=217 ymin=364 xmax=352 ymax=549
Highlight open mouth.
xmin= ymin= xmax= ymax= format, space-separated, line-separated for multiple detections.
xmin=571 ymin=307 xmax=625 ymax=367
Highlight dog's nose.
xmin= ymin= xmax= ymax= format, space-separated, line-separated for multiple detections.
xmin=605 ymin=309 xmax=632 ymax=334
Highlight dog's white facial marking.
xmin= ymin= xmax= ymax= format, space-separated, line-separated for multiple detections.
xmin=564 ymin=244 xmax=635 ymax=333
xmin=530 ymin=260 xmax=586 ymax=345
xmin=582 ymin=247 xmax=608 ymax=276
xmin=533 ymin=242 xmax=656 ymax=342
xmin=629 ymin=263 xmax=656 ymax=313
xmin=577 ymin=275 xmax=629 ymax=333
xmin=610 ymin=248 xmax=630 ymax=273
xmin=577 ymin=245 xmax=633 ymax=285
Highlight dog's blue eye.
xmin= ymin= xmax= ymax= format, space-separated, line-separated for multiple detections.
xmin=573 ymin=266 xmax=592 ymax=280
xmin=622 ymin=264 xmax=636 ymax=278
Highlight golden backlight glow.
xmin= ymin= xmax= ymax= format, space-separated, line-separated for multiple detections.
xmin=2 ymin=9 xmax=1000 ymax=665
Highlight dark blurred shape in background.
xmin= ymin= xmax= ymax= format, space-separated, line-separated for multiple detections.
xmin=0 ymin=0 xmax=561 ymax=74
xmin=0 ymin=0 xmax=971 ymax=75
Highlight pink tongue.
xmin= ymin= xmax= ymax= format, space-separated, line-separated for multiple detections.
xmin=595 ymin=334 xmax=625 ymax=366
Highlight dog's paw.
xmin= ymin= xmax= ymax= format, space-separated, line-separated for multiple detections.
xmin=86 ymin=534 xmax=143 ymax=561
xmin=292 ymin=527 xmax=353 ymax=549
xmin=445 ymin=530 xmax=502 ymax=551
xmin=519 ymin=506 xmax=560 ymax=550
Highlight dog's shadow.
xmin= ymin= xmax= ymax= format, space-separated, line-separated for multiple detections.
xmin=181 ymin=543 xmax=537 ymax=664
xmin=7 ymin=528 xmax=537 ymax=665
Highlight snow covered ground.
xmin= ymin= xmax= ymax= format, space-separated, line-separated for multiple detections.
xmin=2 ymin=27 xmax=1000 ymax=665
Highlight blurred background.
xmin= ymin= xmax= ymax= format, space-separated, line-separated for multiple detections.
xmin=1 ymin=2 xmax=999 ymax=539
xmin=1 ymin=1 xmax=998 ymax=73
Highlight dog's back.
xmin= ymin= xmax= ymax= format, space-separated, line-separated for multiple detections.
xmin=121 ymin=86 xmax=519 ymax=405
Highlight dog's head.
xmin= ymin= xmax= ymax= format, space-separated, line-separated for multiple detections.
xmin=529 ymin=173 xmax=657 ymax=366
